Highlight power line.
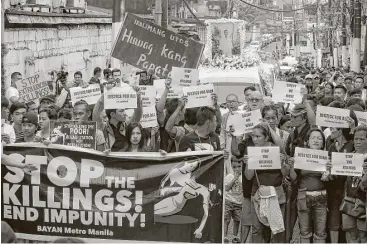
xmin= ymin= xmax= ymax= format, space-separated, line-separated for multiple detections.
xmin=236 ymin=0 xmax=317 ymax=13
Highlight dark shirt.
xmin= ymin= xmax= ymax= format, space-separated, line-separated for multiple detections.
xmin=346 ymin=176 xmax=366 ymax=201
xmin=89 ymin=77 xmax=99 ymax=84
xmin=297 ymin=170 xmax=325 ymax=191
xmin=252 ymin=169 xmax=284 ymax=195
xmin=285 ymin=123 xmax=311 ymax=157
xmin=178 ymin=132 xmax=221 ymax=152
xmin=110 ymin=122 xmax=127 ymax=152
xmin=238 ymin=137 xmax=254 ymax=198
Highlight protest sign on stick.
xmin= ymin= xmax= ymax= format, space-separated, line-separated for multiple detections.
xmin=69 ymin=84 xmax=101 ymax=105
xmin=139 ymin=86 xmax=156 ymax=107
xmin=272 ymin=81 xmax=305 ymax=104
xmin=226 ymin=110 xmax=262 ymax=136
xmin=316 ymin=105 xmax=350 ymax=128
xmin=50 ymin=121 xmax=97 ymax=150
xmin=354 ymin=111 xmax=367 ymax=126
xmin=294 ymin=147 xmax=328 ymax=172
xmin=104 ymin=87 xmax=137 ymax=109
xmin=171 ymin=67 xmax=199 ymax=87
xmin=183 ymin=84 xmax=214 ymax=108
xmin=111 ymin=13 xmax=204 ymax=79
xmin=15 ymin=72 xmax=51 ymax=103
xmin=140 ymin=106 xmax=158 ymax=128
xmin=331 ymin=152 xmax=364 ymax=177
xmin=248 ymin=147 xmax=281 ymax=170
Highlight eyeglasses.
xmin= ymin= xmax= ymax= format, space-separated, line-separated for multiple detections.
xmin=226 ymin=100 xmax=238 ymax=104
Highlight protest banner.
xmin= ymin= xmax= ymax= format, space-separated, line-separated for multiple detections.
xmin=354 ymin=111 xmax=367 ymax=126
xmin=2 ymin=144 xmax=223 ymax=243
xmin=183 ymin=84 xmax=214 ymax=109
xmin=171 ymin=67 xmax=199 ymax=87
xmin=104 ymin=87 xmax=137 ymax=109
xmin=331 ymin=152 xmax=364 ymax=177
xmin=316 ymin=105 xmax=350 ymax=128
xmin=139 ymin=86 xmax=156 ymax=107
xmin=15 ymin=73 xmax=51 ymax=103
xmin=225 ymin=110 xmax=262 ymax=136
xmin=50 ymin=121 xmax=97 ymax=150
xmin=272 ymin=81 xmax=305 ymax=104
xmin=69 ymin=84 xmax=102 ymax=106
xmin=140 ymin=106 xmax=158 ymax=128
xmin=248 ymin=147 xmax=281 ymax=170
xmin=111 ymin=13 xmax=204 ymax=79
xmin=154 ymin=79 xmax=183 ymax=99
xmin=294 ymin=147 xmax=328 ymax=172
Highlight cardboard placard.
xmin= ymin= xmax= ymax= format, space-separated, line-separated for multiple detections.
xmin=111 ymin=13 xmax=204 ymax=78
xmin=226 ymin=110 xmax=262 ymax=136
xmin=316 ymin=105 xmax=350 ymax=128
xmin=248 ymin=147 xmax=281 ymax=170
xmin=15 ymin=72 xmax=51 ymax=103
xmin=294 ymin=147 xmax=328 ymax=172
xmin=50 ymin=121 xmax=97 ymax=150
xmin=354 ymin=111 xmax=367 ymax=126
xmin=154 ymin=79 xmax=183 ymax=99
xmin=139 ymin=86 xmax=156 ymax=107
xmin=104 ymin=87 xmax=137 ymax=109
xmin=171 ymin=67 xmax=199 ymax=87
xmin=272 ymin=81 xmax=305 ymax=104
xmin=69 ymin=84 xmax=102 ymax=105
xmin=140 ymin=106 xmax=158 ymax=128
xmin=183 ymin=84 xmax=214 ymax=109
xmin=331 ymin=152 xmax=364 ymax=177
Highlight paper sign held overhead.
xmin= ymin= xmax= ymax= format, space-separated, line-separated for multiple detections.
xmin=154 ymin=79 xmax=183 ymax=99
xmin=171 ymin=67 xmax=199 ymax=87
xmin=15 ymin=72 xmax=51 ymax=103
xmin=104 ymin=87 xmax=137 ymax=109
xmin=316 ymin=105 xmax=350 ymax=128
xmin=226 ymin=110 xmax=262 ymax=136
xmin=331 ymin=152 xmax=364 ymax=177
xmin=69 ymin=84 xmax=101 ymax=106
xmin=139 ymin=86 xmax=156 ymax=107
xmin=248 ymin=147 xmax=281 ymax=170
xmin=140 ymin=106 xmax=158 ymax=128
xmin=272 ymin=81 xmax=305 ymax=104
xmin=294 ymin=147 xmax=328 ymax=172
xmin=183 ymin=84 xmax=214 ymax=109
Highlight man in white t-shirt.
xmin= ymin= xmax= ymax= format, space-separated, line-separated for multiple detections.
xmin=1 ymin=97 xmax=15 ymax=144
xmin=5 ymin=72 xmax=22 ymax=103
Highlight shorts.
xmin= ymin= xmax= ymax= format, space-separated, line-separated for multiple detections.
xmin=327 ymin=189 xmax=343 ymax=230
xmin=225 ymin=201 xmax=242 ymax=222
xmin=342 ymin=214 xmax=367 ymax=232
xmin=241 ymin=197 xmax=252 ymax=226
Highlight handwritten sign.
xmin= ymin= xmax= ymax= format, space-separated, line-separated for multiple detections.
xmin=69 ymin=84 xmax=101 ymax=105
xmin=248 ymin=147 xmax=281 ymax=170
xmin=183 ymin=84 xmax=214 ymax=109
xmin=111 ymin=13 xmax=204 ymax=78
xmin=226 ymin=110 xmax=262 ymax=136
xmin=140 ymin=106 xmax=158 ymax=128
xmin=15 ymin=72 xmax=51 ymax=103
xmin=104 ymin=87 xmax=137 ymax=109
xmin=331 ymin=152 xmax=364 ymax=177
xmin=154 ymin=79 xmax=183 ymax=99
xmin=50 ymin=121 xmax=97 ymax=150
xmin=316 ymin=105 xmax=350 ymax=128
xmin=171 ymin=67 xmax=199 ymax=87
xmin=294 ymin=147 xmax=328 ymax=172
xmin=354 ymin=111 xmax=367 ymax=126
xmin=139 ymin=86 xmax=156 ymax=107
xmin=272 ymin=81 xmax=305 ymax=104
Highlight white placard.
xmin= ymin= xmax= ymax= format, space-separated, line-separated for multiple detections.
xmin=294 ymin=147 xmax=328 ymax=172
xmin=140 ymin=106 xmax=158 ymax=128
xmin=272 ymin=81 xmax=305 ymax=104
xmin=154 ymin=79 xmax=183 ymax=99
xmin=354 ymin=111 xmax=367 ymax=126
xmin=139 ymin=86 xmax=156 ymax=107
xmin=104 ymin=87 xmax=137 ymax=109
xmin=331 ymin=152 xmax=364 ymax=177
xmin=171 ymin=67 xmax=199 ymax=87
xmin=183 ymin=84 xmax=214 ymax=109
xmin=316 ymin=105 xmax=350 ymax=128
xmin=226 ymin=110 xmax=262 ymax=136
xmin=248 ymin=147 xmax=281 ymax=170
xmin=69 ymin=84 xmax=101 ymax=105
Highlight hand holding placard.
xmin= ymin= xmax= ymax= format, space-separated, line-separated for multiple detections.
xmin=248 ymin=147 xmax=281 ymax=170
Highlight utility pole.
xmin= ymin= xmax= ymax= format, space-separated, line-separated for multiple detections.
xmin=316 ymin=1 xmax=322 ymax=68
xmin=162 ymin=0 xmax=168 ymax=29
xmin=351 ymin=0 xmax=361 ymax=72
xmin=155 ymin=0 xmax=162 ymax=26
xmin=111 ymin=0 xmax=125 ymax=69
xmin=342 ymin=0 xmax=348 ymax=67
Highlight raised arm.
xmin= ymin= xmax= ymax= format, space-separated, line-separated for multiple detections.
xmin=130 ymin=87 xmax=143 ymax=123
xmin=165 ymin=97 xmax=186 ymax=136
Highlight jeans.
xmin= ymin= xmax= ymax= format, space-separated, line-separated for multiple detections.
xmin=297 ymin=189 xmax=328 ymax=243
xmin=252 ymin=202 xmax=286 ymax=243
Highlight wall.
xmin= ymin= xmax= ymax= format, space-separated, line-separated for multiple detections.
xmin=2 ymin=23 xmax=112 ymax=88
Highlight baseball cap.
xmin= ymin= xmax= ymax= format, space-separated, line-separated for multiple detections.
xmin=305 ymin=74 xmax=313 ymax=79
xmin=290 ymin=104 xmax=307 ymax=116
xmin=22 ymin=112 xmax=38 ymax=126
xmin=39 ymin=94 xmax=56 ymax=104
